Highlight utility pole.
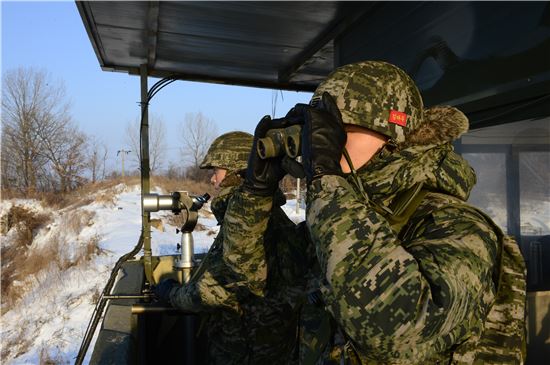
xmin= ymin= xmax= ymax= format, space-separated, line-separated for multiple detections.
xmin=117 ymin=149 xmax=131 ymax=177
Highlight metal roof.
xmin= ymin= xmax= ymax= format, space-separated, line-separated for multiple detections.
xmin=77 ymin=1 xmax=550 ymax=127
xmin=76 ymin=1 xmax=376 ymax=91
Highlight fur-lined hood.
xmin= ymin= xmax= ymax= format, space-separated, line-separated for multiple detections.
xmin=401 ymin=106 xmax=469 ymax=148
xmin=357 ymin=105 xmax=476 ymax=205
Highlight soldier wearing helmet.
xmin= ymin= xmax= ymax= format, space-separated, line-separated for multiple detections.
xmin=223 ymin=60 xmax=525 ymax=364
xmin=200 ymin=131 xmax=253 ymax=190
xmin=154 ymin=131 xmax=310 ymax=364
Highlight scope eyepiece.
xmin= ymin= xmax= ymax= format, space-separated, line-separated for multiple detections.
xmin=283 ymin=125 xmax=301 ymax=158
xmin=257 ymin=129 xmax=285 ymax=159
xmin=191 ymin=193 xmax=210 ymax=211
xmin=257 ymin=125 xmax=302 ymax=159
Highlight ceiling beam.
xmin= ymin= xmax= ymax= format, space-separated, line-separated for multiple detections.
xmin=146 ymin=1 xmax=160 ymax=69
xmin=278 ymin=2 xmax=378 ymax=83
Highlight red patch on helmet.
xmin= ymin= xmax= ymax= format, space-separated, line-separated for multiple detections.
xmin=388 ymin=110 xmax=407 ymax=126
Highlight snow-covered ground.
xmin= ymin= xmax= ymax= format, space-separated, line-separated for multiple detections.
xmin=0 ymin=183 xmax=305 ymax=364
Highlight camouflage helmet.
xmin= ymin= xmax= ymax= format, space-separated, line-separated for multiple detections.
xmin=199 ymin=131 xmax=253 ymax=172
xmin=312 ymin=61 xmax=423 ymax=143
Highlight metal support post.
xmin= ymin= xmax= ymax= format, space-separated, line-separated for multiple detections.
xmin=296 ymin=156 xmax=301 ymax=214
xmin=178 ymin=232 xmax=194 ymax=284
xmin=140 ymin=64 xmax=154 ymax=285
xmin=506 ymin=146 xmax=521 ymax=241
xmin=179 ymin=231 xmax=196 ymax=365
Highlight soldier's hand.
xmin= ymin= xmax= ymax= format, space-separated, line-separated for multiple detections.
xmin=299 ymin=92 xmax=346 ymax=184
xmin=242 ymin=115 xmax=288 ymax=196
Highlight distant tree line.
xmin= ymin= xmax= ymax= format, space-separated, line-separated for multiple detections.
xmin=124 ymin=110 xmax=218 ymax=181
xmin=1 ymin=67 xmax=108 ymax=193
xmin=1 ymin=67 xmax=220 ymax=194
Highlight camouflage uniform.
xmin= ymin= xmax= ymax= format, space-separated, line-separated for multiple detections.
xmin=304 ymin=62 xmax=526 ymax=364
xmin=169 ymin=131 xmax=309 ymax=364
xmin=221 ymin=190 xmax=333 ymax=365
xmin=221 ymin=189 xmax=311 ymax=364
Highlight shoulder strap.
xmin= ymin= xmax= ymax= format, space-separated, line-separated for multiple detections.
xmin=383 ymin=183 xmax=429 ymax=234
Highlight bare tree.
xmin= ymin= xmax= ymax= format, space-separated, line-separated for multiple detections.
xmin=87 ymin=136 xmax=109 ymax=183
xmin=39 ymin=124 xmax=89 ymax=192
xmin=1 ymin=67 xmax=72 ymax=193
xmin=180 ymin=112 xmax=218 ymax=172
xmin=150 ymin=117 xmax=167 ymax=172
xmin=125 ymin=114 xmax=166 ymax=173
xmin=124 ymin=121 xmax=138 ymax=171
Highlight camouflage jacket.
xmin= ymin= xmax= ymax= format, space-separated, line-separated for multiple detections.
xmin=221 ymin=188 xmax=312 ymax=363
xmin=170 ymin=184 xmax=310 ymax=364
xmin=222 ymin=188 xmax=310 ymax=303
xmin=169 ymin=185 xmax=245 ymax=313
xmin=306 ymin=143 xmax=526 ymax=364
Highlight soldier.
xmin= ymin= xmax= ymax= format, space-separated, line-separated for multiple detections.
xmin=154 ymin=131 xmax=309 ymax=364
xmin=200 ymin=130 xmax=252 ymax=191
xmin=229 ymin=60 xmax=526 ymax=364
xmin=291 ymin=60 xmax=527 ymax=364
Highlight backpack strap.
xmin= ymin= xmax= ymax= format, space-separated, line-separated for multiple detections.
xmin=382 ymin=182 xmax=430 ymax=234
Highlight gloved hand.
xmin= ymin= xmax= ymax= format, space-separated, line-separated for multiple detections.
xmin=299 ymin=92 xmax=346 ymax=183
xmin=152 ymin=278 xmax=179 ymax=305
xmin=242 ymin=115 xmax=300 ymax=195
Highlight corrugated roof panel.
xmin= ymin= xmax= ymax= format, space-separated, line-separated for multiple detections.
xmin=77 ymin=1 xmax=550 ymax=125
xmin=159 ymin=2 xmax=338 ymax=48
xmin=77 ymin=1 xmax=346 ymax=90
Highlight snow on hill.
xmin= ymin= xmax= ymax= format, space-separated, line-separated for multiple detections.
xmin=0 ymin=183 xmax=305 ymax=364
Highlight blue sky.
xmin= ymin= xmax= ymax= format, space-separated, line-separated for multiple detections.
xmin=1 ymin=1 xmax=312 ymax=172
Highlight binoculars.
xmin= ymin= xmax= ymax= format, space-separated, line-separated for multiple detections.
xmin=257 ymin=125 xmax=302 ymax=159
